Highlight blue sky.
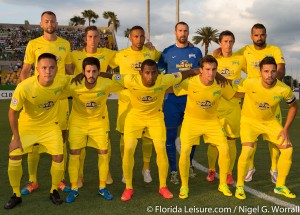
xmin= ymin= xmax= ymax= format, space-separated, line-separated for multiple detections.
xmin=1 ymin=0 xmax=300 ymax=79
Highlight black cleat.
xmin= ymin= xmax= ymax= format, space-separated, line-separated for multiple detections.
xmin=50 ymin=189 xmax=63 ymax=205
xmin=4 ymin=193 xmax=22 ymax=209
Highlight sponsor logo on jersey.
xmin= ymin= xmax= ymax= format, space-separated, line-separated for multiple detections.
xmin=251 ymin=60 xmax=260 ymax=70
xmin=143 ymin=53 xmax=151 ymax=58
xmin=85 ymin=101 xmax=98 ymax=109
xmin=131 ymin=62 xmax=142 ymax=71
xmin=213 ymin=90 xmax=221 ymax=96
xmin=197 ymin=100 xmax=215 ymax=109
xmin=98 ymin=56 xmax=105 ymax=60
xmin=59 ymin=47 xmax=66 ymax=51
xmin=54 ymin=88 xmax=62 ymax=95
xmin=232 ymin=60 xmax=240 ymax=65
xmin=189 ymin=53 xmax=196 ymax=58
xmin=257 ymin=102 xmax=270 ymax=110
xmin=97 ymin=91 xmax=106 ymax=96
xmin=138 ymin=96 xmax=157 ymax=103
xmin=39 ymin=101 xmax=55 ymax=110
xmin=154 ymin=87 xmax=163 ymax=92
xmin=219 ymin=68 xmax=233 ymax=77
xmin=176 ymin=60 xmax=192 ymax=71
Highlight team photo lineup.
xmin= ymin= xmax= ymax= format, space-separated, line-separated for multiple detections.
xmin=2 ymin=9 xmax=299 ymax=211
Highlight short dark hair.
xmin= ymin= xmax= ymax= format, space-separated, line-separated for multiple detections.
xmin=41 ymin=11 xmax=56 ymax=18
xmin=38 ymin=53 xmax=57 ymax=63
xmin=141 ymin=59 xmax=158 ymax=71
xmin=219 ymin=30 xmax=235 ymax=42
xmin=200 ymin=55 xmax=218 ymax=68
xmin=251 ymin=23 xmax=266 ymax=34
xmin=259 ymin=56 xmax=277 ymax=71
xmin=130 ymin=26 xmax=144 ymax=34
xmin=84 ymin=26 xmax=99 ymax=35
xmin=82 ymin=57 xmax=100 ymax=71
xmin=175 ymin=21 xmax=189 ymax=31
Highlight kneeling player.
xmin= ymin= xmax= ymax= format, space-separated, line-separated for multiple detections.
xmin=4 ymin=53 xmax=70 ymax=209
xmin=235 ymin=57 xmax=297 ymax=200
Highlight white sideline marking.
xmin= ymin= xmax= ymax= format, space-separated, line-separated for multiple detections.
xmin=175 ymin=138 xmax=298 ymax=209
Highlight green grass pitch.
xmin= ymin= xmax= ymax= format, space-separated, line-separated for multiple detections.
xmin=0 ymin=99 xmax=300 ymax=214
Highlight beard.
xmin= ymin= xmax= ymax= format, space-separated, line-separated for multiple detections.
xmin=44 ymin=28 xmax=56 ymax=34
xmin=254 ymin=40 xmax=266 ymax=47
xmin=177 ymin=37 xmax=187 ymax=44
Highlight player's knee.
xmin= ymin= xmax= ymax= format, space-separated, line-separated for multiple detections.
xmin=9 ymin=155 xmax=22 ymax=160
xmin=70 ymin=149 xmax=81 ymax=155
xmin=98 ymin=149 xmax=108 ymax=154
xmin=52 ymin=154 xmax=63 ymax=163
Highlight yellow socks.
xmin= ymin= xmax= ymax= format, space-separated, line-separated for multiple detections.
xmin=50 ymin=161 xmax=64 ymax=192
xmin=68 ymin=154 xmax=80 ymax=190
xmin=276 ymin=147 xmax=293 ymax=187
xmin=8 ymin=159 xmax=22 ymax=197
xmin=236 ymin=146 xmax=254 ymax=187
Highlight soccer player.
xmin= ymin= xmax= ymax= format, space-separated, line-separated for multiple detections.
xmin=206 ymin=31 xmax=246 ymax=185
xmin=109 ymin=26 xmax=162 ymax=183
xmin=64 ymin=57 xmax=123 ymax=203
xmin=100 ymin=59 xmax=200 ymax=201
xmin=4 ymin=53 xmax=70 ymax=209
xmin=19 ymin=11 xmax=72 ymax=195
xmin=175 ymin=55 xmax=243 ymax=199
xmin=158 ymin=22 xmax=203 ymax=184
xmin=71 ymin=26 xmax=117 ymax=186
xmin=235 ymin=56 xmax=297 ymax=200
xmin=236 ymin=23 xmax=285 ymax=183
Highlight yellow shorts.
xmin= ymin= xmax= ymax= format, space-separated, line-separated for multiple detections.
xmin=68 ymin=116 xmax=110 ymax=150
xmin=240 ymin=115 xmax=289 ymax=145
xmin=124 ymin=112 xmax=166 ymax=142
xmin=58 ymin=99 xmax=70 ymax=130
xmin=180 ymin=115 xmax=227 ymax=147
xmin=218 ymin=103 xmax=241 ymax=138
xmin=10 ymin=124 xmax=63 ymax=156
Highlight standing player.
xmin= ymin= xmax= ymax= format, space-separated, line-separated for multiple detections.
xmin=158 ymin=22 xmax=202 ymax=184
xmin=19 ymin=11 xmax=72 ymax=194
xmin=71 ymin=26 xmax=117 ymax=186
xmin=109 ymin=26 xmax=161 ymax=183
xmin=65 ymin=57 xmax=122 ymax=203
xmin=4 ymin=53 xmax=70 ymax=209
xmin=175 ymin=55 xmax=243 ymax=199
xmin=101 ymin=59 xmax=200 ymax=201
xmin=235 ymin=57 xmax=297 ymax=200
xmin=206 ymin=31 xmax=246 ymax=185
xmin=236 ymin=23 xmax=285 ymax=183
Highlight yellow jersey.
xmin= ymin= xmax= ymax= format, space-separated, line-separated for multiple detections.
xmin=71 ymin=48 xmax=117 ymax=75
xmin=174 ymin=76 xmax=236 ymax=120
xmin=239 ymin=77 xmax=295 ymax=121
xmin=110 ymin=46 xmax=161 ymax=74
xmin=215 ymin=53 xmax=246 ymax=110
xmin=64 ymin=77 xmax=122 ymax=121
xmin=112 ymin=72 xmax=182 ymax=115
xmin=10 ymin=74 xmax=71 ymax=126
xmin=236 ymin=44 xmax=285 ymax=78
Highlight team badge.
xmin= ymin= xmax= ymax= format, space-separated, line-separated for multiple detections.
xmin=114 ymin=74 xmax=121 ymax=80
xmin=173 ymin=72 xmax=180 ymax=78
xmin=11 ymin=97 xmax=18 ymax=106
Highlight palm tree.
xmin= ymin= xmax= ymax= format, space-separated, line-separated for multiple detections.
xmin=192 ymin=27 xmax=219 ymax=56
xmin=70 ymin=16 xmax=86 ymax=26
xmin=81 ymin=10 xmax=99 ymax=26
xmin=103 ymin=11 xmax=120 ymax=32
xmin=124 ymin=28 xmax=130 ymax=38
